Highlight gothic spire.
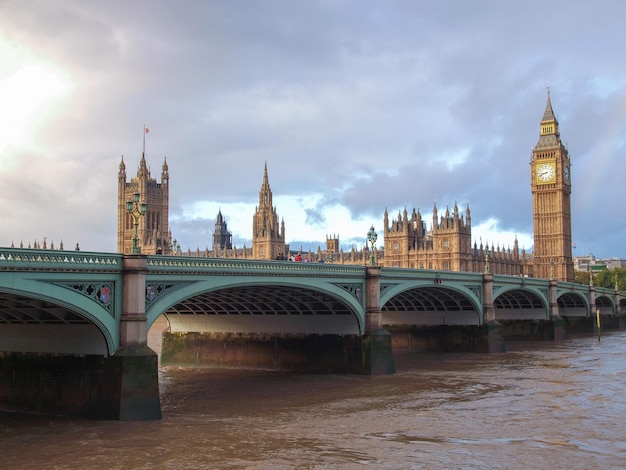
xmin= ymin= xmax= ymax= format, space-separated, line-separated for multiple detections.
xmin=161 ymin=156 xmax=169 ymax=183
xmin=138 ymin=152 xmax=149 ymax=179
xmin=118 ymin=155 xmax=126 ymax=183
xmin=263 ymin=161 xmax=269 ymax=186
xmin=541 ymin=86 xmax=557 ymax=123
xmin=535 ymin=87 xmax=562 ymax=148
xmin=259 ymin=161 xmax=272 ymax=208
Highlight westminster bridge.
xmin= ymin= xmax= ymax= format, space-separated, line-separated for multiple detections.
xmin=0 ymin=247 xmax=624 ymax=420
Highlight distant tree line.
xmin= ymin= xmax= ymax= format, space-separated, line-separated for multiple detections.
xmin=574 ymin=267 xmax=626 ymax=290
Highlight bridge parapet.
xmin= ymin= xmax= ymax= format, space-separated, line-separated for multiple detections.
xmin=492 ymin=274 xmax=548 ymax=289
xmin=0 ymin=248 xmax=122 ymax=272
xmin=380 ymin=267 xmax=484 ymax=288
xmin=146 ymin=255 xmax=366 ymax=277
xmin=595 ymin=286 xmax=616 ymax=297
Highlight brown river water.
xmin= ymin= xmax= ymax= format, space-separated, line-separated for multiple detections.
xmin=1 ymin=327 xmax=625 ymax=469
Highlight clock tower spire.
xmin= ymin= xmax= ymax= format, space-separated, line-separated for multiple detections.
xmin=530 ymin=88 xmax=574 ymax=281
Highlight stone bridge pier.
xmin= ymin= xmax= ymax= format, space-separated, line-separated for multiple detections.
xmin=362 ymin=266 xmax=395 ymax=374
xmin=549 ymin=279 xmax=566 ymax=341
xmin=482 ymin=273 xmax=506 ymax=353
xmin=0 ymin=254 xmax=161 ymax=421
xmin=113 ymin=255 xmax=161 ymax=420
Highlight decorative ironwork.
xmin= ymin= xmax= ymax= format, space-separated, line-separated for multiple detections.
xmin=56 ymin=282 xmax=116 ymax=317
xmin=380 ymin=283 xmax=399 ymax=297
xmin=467 ymin=286 xmax=482 ymax=304
xmin=335 ymin=283 xmax=364 ymax=303
xmin=144 ymin=282 xmax=188 ymax=311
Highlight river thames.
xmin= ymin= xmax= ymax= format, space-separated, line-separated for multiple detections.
xmin=1 ymin=330 xmax=625 ymax=469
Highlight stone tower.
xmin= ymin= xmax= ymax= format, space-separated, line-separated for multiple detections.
xmin=431 ymin=202 xmax=473 ymax=272
xmin=326 ymin=234 xmax=339 ymax=253
xmin=531 ymin=90 xmax=574 ymax=281
xmin=252 ymin=163 xmax=286 ymax=260
xmin=117 ymin=154 xmax=170 ymax=254
xmin=383 ymin=206 xmax=425 ymax=268
xmin=212 ymin=210 xmax=232 ymax=252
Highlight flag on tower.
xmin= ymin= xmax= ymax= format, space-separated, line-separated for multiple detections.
xmin=143 ymin=125 xmax=149 ymax=156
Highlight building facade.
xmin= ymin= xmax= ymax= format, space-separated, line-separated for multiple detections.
xmin=117 ymin=154 xmax=171 ymax=255
xmin=531 ymin=90 xmax=574 ymax=281
xmin=115 ymin=93 xmax=573 ymax=280
xmin=384 ymin=203 xmax=473 ymax=271
xmin=382 ymin=202 xmax=529 ymax=275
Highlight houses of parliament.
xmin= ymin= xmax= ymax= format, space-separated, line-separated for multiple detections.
xmin=117 ymin=92 xmax=574 ymax=282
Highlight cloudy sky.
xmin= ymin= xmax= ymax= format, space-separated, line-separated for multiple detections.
xmin=1 ymin=1 xmax=625 ymax=258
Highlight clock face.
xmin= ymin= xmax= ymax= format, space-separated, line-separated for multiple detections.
xmin=536 ymin=162 xmax=556 ymax=183
xmin=564 ymin=165 xmax=570 ymax=183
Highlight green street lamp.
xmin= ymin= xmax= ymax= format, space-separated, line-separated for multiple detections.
xmin=367 ymin=225 xmax=378 ymax=266
xmin=126 ymin=192 xmax=147 ymax=253
xmin=171 ymin=238 xmax=181 ymax=255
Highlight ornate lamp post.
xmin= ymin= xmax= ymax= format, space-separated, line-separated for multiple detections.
xmin=126 ymin=192 xmax=147 ymax=253
xmin=367 ymin=225 xmax=378 ymax=266
xmin=171 ymin=238 xmax=181 ymax=255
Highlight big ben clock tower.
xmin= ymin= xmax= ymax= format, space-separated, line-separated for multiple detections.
xmin=531 ymin=89 xmax=574 ymax=281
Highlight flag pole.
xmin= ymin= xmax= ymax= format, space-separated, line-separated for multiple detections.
xmin=143 ymin=124 xmax=146 ymax=156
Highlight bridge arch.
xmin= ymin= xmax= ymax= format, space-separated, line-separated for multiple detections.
xmin=595 ymin=294 xmax=615 ymax=315
xmin=556 ymin=289 xmax=590 ymax=317
xmin=0 ymin=279 xmax=117 ymax=355
xmin=493 ymin=286 xmax=549 ymax=321
xmin=145 ymin=277 xmax=365 ymax=335
xmin=380 ymin=282 xmax=483 ymax=326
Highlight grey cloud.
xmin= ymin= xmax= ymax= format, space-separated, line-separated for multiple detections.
xmin=1 ymin=1 xmax=626 ymax=257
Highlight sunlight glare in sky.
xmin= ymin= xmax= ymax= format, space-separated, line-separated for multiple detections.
xmin=0 ymin=41 xmax=71 ymax=155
